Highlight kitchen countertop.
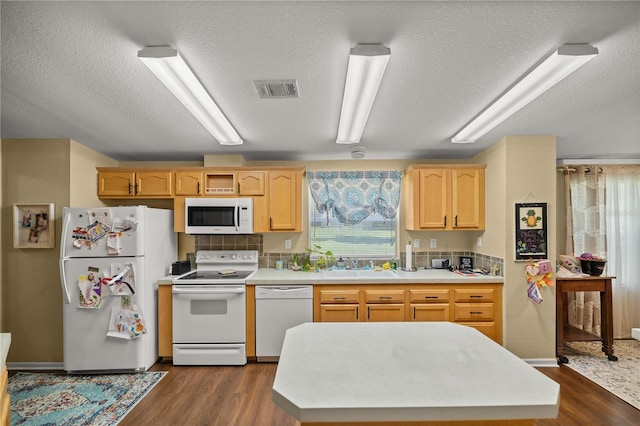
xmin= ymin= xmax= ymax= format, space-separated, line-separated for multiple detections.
xmin=158 ymin=275 xmax=175 ymax=285
xmin=273 ymin=322 xmax=559 ymax=424
xmin=247 ymin=268 xmax=503 ymax=285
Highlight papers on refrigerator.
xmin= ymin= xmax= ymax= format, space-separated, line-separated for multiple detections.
xmin=106 ymin=305 xmax=147 ymax=340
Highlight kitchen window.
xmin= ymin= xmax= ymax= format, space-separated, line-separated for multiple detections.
xmin=307 ymin=171 xmax=401 ymax=258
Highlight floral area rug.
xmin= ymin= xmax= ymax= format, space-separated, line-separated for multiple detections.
xmin=563 ymin=339 xmax=640 ymax=410
xmin=8 ymin=371 xmax=166 ymax=425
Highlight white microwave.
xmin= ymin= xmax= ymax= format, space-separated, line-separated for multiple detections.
xmin=185 ymin=198 xmax=254 ymax=234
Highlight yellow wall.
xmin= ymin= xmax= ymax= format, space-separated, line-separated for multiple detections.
xmin=473 ymin=136 xmax=557 ymax=359
xmin=70 ymin=140 xmax=117 ymax=207
xmin=0 ymin=141 xmax=2 ymax=331
xmin=2 ymin=139 xmax=71 ymax=362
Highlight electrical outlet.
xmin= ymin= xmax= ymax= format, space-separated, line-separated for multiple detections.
xmin=284 ymin=239 xmax=291 ymax=250
xmin=430 ymin=238 xmax=437 ymax=248
xmin=476 ymin=236 xmax=482 ymax=247
xmin=414 ymin=238 xmax=421 ymax=248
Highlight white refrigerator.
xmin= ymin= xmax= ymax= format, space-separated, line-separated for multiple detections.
xmin=59 ymin=206 xmax=176 ymax=373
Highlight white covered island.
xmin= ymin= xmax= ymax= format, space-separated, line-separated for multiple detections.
xmin=273 ymin=322 xmax=559 ymax=426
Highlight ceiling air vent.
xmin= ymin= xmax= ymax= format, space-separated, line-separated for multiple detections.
xmin=254 ymin=79 xmax=299 ymax=98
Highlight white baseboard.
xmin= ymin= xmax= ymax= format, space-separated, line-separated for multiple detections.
xmin=7 ymin=362 xmax=64 ymax=371
xmin=523 ymin=358 xmax=559 ymax=368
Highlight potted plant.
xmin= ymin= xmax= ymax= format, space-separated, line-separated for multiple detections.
xmin=304 ymin=244 xmax=335 ymax=271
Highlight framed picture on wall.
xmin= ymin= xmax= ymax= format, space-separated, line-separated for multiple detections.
xmin=13 ymin=203 xmax=55 ymax=249
xmin=515 ymin=202 xmax=547 ymax=260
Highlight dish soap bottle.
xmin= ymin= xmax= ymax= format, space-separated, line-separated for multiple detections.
xmin=337 ymin=257 xmax=345 ymax=270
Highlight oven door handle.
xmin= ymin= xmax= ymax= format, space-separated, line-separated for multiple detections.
xmin=172 ymin=287 xmax=245 ymax=295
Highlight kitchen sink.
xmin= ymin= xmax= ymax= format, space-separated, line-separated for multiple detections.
xmin=322 ymin=269 xmax=397 ymax=279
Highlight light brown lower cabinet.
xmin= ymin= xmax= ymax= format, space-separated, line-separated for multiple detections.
xmin=314 ymin=283 xmax=502 ymax=344
xmin=157 ymin=284 xmax=173 ymax=358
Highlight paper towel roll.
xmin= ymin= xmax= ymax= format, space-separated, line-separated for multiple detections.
xmin=405 ymin=241 xmax=412 ymax=270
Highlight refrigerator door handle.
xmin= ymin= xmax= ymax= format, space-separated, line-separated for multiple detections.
xmin=60 ymin=258 xmax=71 ymax=304
xmin=60 ymin=210 xmax=72 ymax=258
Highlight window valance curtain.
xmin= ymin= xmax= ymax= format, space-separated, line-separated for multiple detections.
xmin=307 ymin=171 xmax=402 ymax=225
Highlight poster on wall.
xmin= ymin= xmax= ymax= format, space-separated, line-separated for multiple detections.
xmin=515 ymin=202 xmax=547 ymax=260
xmin=13 ymin=203 xmax=55 ymax=249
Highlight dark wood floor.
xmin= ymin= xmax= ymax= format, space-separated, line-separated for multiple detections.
xmin=118 ymin=361 xmax=640 ymax=426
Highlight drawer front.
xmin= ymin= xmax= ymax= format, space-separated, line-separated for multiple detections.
xmin=366 ymin=304 xmax=405 ymax=322
xmin=410 ymin=304 xmax=450 ymax=321
xmin=454 ymin=303 xmax=494 ymax=321
xmin=320 ymin=305 xmax=359 ymax=322
xmin=454 ymin=288 xmax=494 ymax=303
xmin=319 ymin=290 xmax=360 ymax=304
xmin=365 ymin=289 xmax=405 ymax=303
xmin=409 ymin=289 xmax=450 ymax=303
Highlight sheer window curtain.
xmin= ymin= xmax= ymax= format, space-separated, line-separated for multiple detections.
xmin=566 ymin=166 xmax=605 ymax=336
xmin=565 ymin=165 xmax=640 ymax=338
xmin=605 ymin=166 xmax=640 ymax=338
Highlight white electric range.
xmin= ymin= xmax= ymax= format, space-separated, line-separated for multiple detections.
xmin=171 ymin=250 xmax=258 ymax=365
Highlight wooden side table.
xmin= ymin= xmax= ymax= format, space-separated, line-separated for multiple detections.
xmin=556 ymin=276 xmax=617 ymax=363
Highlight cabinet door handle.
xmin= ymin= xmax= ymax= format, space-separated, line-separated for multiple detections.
xmin=238 ymin=182 xmax=240 ymax=193
xmin=470 ymin=295 xmax=484 ymax=299
xmin=379 ymin=296 xmax=393 ymax=300
xmin=470 ymin=311 xmax=484 ymax=315
xmin=128 ymin=183 xmax=132 ymax=195
xmin=424 ymin=296 xmax=438 ymax=299
xmin=413 ymin=306 xmax=416 ymax=319
xmin=444 ymin=216 xmax=447 ymax=227
xmin=367 ymin=306 xmax=370 ymax=319
xmin=197 ymin=182 xmax=201 ymax=194
xmin=356 ymin=307 xmax=359 ymax=320
xmin=134 ymin=183 xmax=139 ymax=195
xmin=270 ymin=217 xmax=273 ymax=229
xmin=333 ymin=296 xmax=347 ymax=300
xmin=455 ymin=215 xmax=458 ymax=227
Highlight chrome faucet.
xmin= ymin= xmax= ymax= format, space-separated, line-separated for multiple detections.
xmin=350 ymin=257 xmax=358 ymax=269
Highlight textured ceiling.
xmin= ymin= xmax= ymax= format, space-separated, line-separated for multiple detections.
xmin=1 ymin=1 xmax=639 ymax=162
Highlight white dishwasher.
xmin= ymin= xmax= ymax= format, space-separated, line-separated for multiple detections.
xmin=255 ymin=285 xmax=313 ymax=361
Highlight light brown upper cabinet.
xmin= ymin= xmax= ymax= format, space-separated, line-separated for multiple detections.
xmin=202 ymin=171 xmax=264 ymax=196
xmin=175 ymin=171 xmax=203 ymax=196
xmin=265 ymin=169 xmax=302 ymax=231
xmin=237 ymin=171 xmax=265 ymax=195
xmin=98 ymin=169 xmax=173 ymax=198
xmin=405 ymin=165 xmax=485 ymax=230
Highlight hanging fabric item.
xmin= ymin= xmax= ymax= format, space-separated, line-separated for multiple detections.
xmin=307 ymin=171 xmax=402 ymax=225
xmin=525 ymin=259 xmax=554 ymax=304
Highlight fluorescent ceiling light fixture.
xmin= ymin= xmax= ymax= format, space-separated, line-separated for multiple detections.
xmin=138 ymin=46 xmax=242 ymax=145
xmin=451 ymin=43 xmax=598 ymax=144
xmin=336 ymin=43 xmax=391 ymax=144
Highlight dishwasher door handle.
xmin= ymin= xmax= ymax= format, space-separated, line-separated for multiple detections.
xmin=267 ymin=287 xmax=308 ymax=292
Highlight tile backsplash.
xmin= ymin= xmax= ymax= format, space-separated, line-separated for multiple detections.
xmin=193 ymin=234 xmax=504 ymax=276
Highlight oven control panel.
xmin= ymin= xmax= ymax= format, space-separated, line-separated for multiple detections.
xmin=195 ymin=250 xmax=259 ymax=265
